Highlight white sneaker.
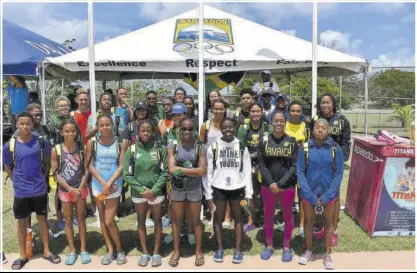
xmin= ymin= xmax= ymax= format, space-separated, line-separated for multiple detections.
xmin=114 ymin=216 xmax=120 ymax=223
xmin=298 ymin=250 xmax=313 ymax=265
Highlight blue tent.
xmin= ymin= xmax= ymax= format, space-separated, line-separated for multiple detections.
xmin=3 ymin=20 xmax=71 ymax=76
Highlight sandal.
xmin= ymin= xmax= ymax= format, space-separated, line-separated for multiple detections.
xmin=137 ymin=254 xmax=151 ymax=267
xmin=195 ymin=254 xmax=204 ymax=267
xmin=151 ymin=254 xmax=162 ymax=267
xmin=80 ymin=252 xmax=91 ymax=265
xmin=168 ymin=255 xmax=179 ymax=267
xmin=64 ymin=253 xmax=78 ymax=266
xmin=43 ymin=253 xmax=61 ymax=264
xmin=101 ymin=252 xmax=114 ymax=265
xmin=12 ymin=259 xmax=28 ymax=270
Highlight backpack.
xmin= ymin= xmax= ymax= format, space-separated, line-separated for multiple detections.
xmin=87 ymin=136 xmax=121 ymax=167
xmin=129 ymin=140 xmax=163 ymax=177
xmin=9 ymin=135 xmax=47 ymax=177
xmin=303 ymin=142 xmax=337 ymax=174
xmin=240 ymin=122 xmax=270 ymax=145
xmin=211 ymin=140 xmax=246 ymax=173
xmin=49 ymin=142 xmax=85 ymax=191
xmin=171 ymin=139 xmax=202 ymax=167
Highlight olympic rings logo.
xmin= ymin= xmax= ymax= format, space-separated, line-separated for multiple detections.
xmin=173 ymin=40 xmax=234 ymax=55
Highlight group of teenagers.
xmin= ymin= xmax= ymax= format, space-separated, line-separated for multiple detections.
xmin=3 ymin=84 xmax=351 ymax=270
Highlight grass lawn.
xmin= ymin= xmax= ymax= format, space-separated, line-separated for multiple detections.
xmin=3 ymin=164 xmax=414 ymax=258
xmin=344 ymin=113 xmax=410 ymax=137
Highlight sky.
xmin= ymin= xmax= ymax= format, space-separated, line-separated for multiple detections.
xmin=2 ymin=1 xmax=415 ymax=68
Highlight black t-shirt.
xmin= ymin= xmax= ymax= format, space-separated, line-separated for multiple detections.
xmin=257 ymin=134 xmax=298 ymax=189
xmin=237 ymin=109 xmax=250 ymax=128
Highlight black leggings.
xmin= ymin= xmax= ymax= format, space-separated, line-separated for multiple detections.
xmin=213 ymin=199 xmax=244 ymax=252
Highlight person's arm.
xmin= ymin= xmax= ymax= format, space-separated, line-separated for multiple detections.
xmin=296 ymin=147 xmax=318 ymax=205
xmin=276 ymin=141 xmax=298 ymax=189
xmin=85 ymin=115 xmax=98 ymax=140
xmin=86 ymin=139 xmax=107 ymax=187
xmin=122 ymin=145 xmax=144 ymax=193
xmin=340 ymin=117 xmax=351 ymax=162
xmin=3 ymin=142 xmax=13 ymax=179
xmin=242 ymin=147 xmax=253 ymax=199
xmin=256 ymin=141 xmax=274 ymax=185
xmin=43 ymin=140 xmax=52 ymax=178
xmin=202 ymin=145 xmax=214 ymax=200
xmin=321 ymin=145 xmax=344 ymax=204
xmin=151 ymin=147 xmax=168 ymax=195
xmin=9 ymin=75 xmax=25 ymax=88
xmin=167 ymin=146 xmax=177 ymax=175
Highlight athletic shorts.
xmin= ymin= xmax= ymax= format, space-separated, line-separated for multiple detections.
xmin=58 ymin=187 xmax=88 ymax=203
xmin=212 ymin=186 xmax=245 ymax=201
xmin=171 ymin=186 xmax=202 ymax=203
xmin=13 ymin=194 xmax=48 ymax=220
xmin=92 ymin=189 xmax=122 ymax=200
xmin=132 ymin=195 xmax=165 ymax=205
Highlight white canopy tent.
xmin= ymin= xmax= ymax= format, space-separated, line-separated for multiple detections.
xmin=46 ymin=5 xmax=367 ymax=79
xmin=44 ymin=4 xmax=369 ymax=132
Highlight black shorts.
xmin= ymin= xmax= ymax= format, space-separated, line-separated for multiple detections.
xmin=212 ymin=187 xmax=245 ymax=201
xmin=13 ymin=194 xmax=48 ymax=220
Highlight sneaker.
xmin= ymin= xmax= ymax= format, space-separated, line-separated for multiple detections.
xmin=151 ymin=254 xmax=162 ymax=267
xmin=164 ymin=233 xmax=173 ymax=244
xmin=282 ymin=249 xmax=293 ymax=263
xmin=260 ymin=247 xmax=274 ymax=260
xmin=56 ymin=220 xmax=65 ymax=231
xmin=116 ymin=252 xmax=127 ymax=265
xmin=332 ymin=233 xmax=338 ymax=247
xmin=298 ymin=250 xmax=313 ymax=265
xmin=2 ymin=252 xmax=7 ymax=264
xmin=277 ymin=222 xmax=285 ymax=232
xmin=232 ymin=250 xmax=243 ymax=264
xmin=187 ymin=234 xmax=195 ymax=245
xmin=222 ymin=221 xmax=231 ymax=228
xmin=323 ymin=254 xmax=334 ymax=270
xmin=243 ymin=224 xmax=256 ymax=233
xmin=313 ymin=227 xmax=325 ymax=240
xmin=114 ymin=215 xmax=120 ymax=223
xmin=162 ymin=216 xmax=171 ymax=229
xmin=213 ymin=249 xmax=224 ymax=263
xmin=145 ymin=218 xmax=155 ymax=228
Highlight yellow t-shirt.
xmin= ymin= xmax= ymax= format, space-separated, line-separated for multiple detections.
xmin=285 ymin=121 xmax=306 ymax=144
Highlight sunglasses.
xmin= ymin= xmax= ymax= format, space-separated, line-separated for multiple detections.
xmin=181 ymin=127 xmax=193 ymax=132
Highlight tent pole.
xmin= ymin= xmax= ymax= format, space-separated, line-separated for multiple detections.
xmin=41 ymin=61 xmax=46 ymax=119
xmin=198 ymin=2 xmax=205 ymax=128
xmin=61 ymin=78 xmax=64 ymax=96
xmin=311 ymin=2 xmax=318 ymax=118
xmin=364 ymin=66 xmax=369 ymax=136
xmin=289 ymin=73 xmax=292 ymax=101
xmin=339 ymin=76 xmax=342 ymax=113
xmin=88 ymin=0 xmax=97 ymax=121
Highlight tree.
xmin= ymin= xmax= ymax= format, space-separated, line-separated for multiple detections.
xmin=386 ymin=103 xmax=415 ymax=128
xmin=369 ymin=69 xmax=415 ymax=108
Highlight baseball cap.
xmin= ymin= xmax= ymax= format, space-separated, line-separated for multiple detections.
xmin=276 ymin=93 xmax=288 ymax=101
xmin=261 ymin=70 xmax=272 ymax=75
xmin=172 ymin=103 xmax=187 ymax=114
xmin=135 ymin=101 xmax=148 ymax=110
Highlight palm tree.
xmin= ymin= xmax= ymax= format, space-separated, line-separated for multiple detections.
xmin=387 ymin=103 xmax=415 ymax=128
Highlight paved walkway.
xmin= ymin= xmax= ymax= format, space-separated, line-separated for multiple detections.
xmin=2 ymin=251 xmax=415 ymax=270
